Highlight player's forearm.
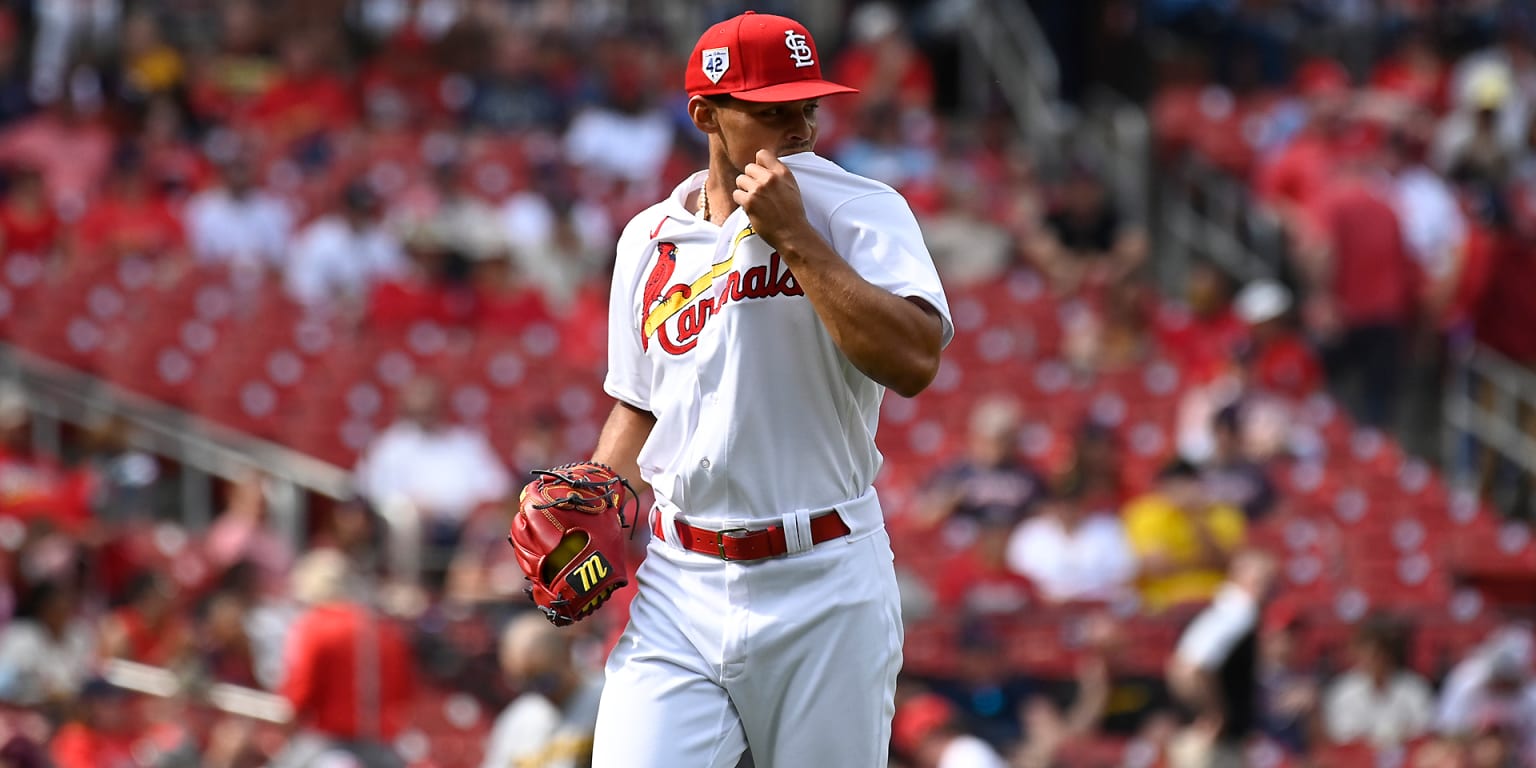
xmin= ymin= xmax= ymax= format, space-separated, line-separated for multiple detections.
xmin=591 ymin=401 xmax=657 ymax=495
xmin=774 ymin=231 xmax=943 ymax=398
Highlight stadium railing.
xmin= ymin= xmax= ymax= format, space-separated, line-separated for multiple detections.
xmin=1445 ymin=341 xmax=1536 ymax=521
xmin=0 ymin=340 xmax=346 ymax=541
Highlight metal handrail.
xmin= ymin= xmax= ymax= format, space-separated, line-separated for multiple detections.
xmin=102 ymin=658 xmax=294 ymax=724
xmin=0 ymin=341 xmax=351 ymax=544
xmin=959 ymin=0 xmax=1062 ymax=153
xmin=1445 ymin=342 xmax=1536 ymax=499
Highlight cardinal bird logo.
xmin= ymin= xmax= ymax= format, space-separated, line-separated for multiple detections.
xmin=641 ymin=242 xmax=690 ymax=350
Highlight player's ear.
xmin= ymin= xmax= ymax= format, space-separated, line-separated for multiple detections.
xmin=688 ymin=95 xmax=724 ymax=135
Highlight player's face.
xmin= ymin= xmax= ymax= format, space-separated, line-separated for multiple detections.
xmin=699 ymin=97 xmax=821 ymax=173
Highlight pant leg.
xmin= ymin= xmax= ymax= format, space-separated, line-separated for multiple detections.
xmin=592 ymin=548 xmax=749 ymax=768
xmin=727 ymin=530 xmax=905 ymax=768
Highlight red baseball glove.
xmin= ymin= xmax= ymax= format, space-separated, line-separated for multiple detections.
xmin=508 ymin=462 xmax=638 ymax=626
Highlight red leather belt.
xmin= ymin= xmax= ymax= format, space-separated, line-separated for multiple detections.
xmin=653 ymin=511 xmax=851 ymax=561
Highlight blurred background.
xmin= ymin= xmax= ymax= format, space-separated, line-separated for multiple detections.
xmin=0 ymin=0 xmax=1534 ymax=766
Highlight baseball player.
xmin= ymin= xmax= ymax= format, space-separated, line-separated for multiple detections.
xmin=510 ymin=10 xmax=953 ymax=768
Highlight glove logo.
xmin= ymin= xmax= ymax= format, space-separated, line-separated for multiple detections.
xmin=566 ymin=551 xmax=614 ymax=596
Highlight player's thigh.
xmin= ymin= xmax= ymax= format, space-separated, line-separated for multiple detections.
xmin=592 ymin=653 xmax=747 ymax=768
xmin=734 ymin=531 xmax=904 ymax=767
xmin=593 ymin=551 xmax=747 ymax=768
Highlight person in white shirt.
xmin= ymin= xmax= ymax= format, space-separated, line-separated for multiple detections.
xmin=1435 ymin=624 xmax=1536 ymax=763
xmin=1321 ymin=616 xmax=1434 ymax=748
xmin=0 ymin=579 xmax=95 ymax=707
xmin=499 ymin=167 xmax=615 ymax=308
xmin=183 ymin=154 xmax=293 ymax=271
xmin=284 ymin=181 xmax=406 ymax=310
xmin=354 ymin=375 xmax=510 ymax=565
xmin=480 ymin=613 xmax=604 ymax=768
xmin=1005 ymin=480 xmax=1134 ymax=603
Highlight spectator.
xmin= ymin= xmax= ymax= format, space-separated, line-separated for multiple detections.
xmin=1233 ymin=279 xmax=1322 ymax=402
xmin=196 ymin=591 xmax=259 ymax=688
xmin=1302 ymin=142 xmax=1421 ymax=430
xmin=915 ymin=397 xmax=1046 ymax=545
xmin=1255 ymin=597 xmax=1322 ymax=758
xmin=562 ymin=61 xmax=673 ymax=188
xmin=1442 ymin=18 xmax=1535 ymax=168
xmin=470 ymin=235 xmax=555 ymax=333
xmin=284 ymin=180 xmax=407 ymax=312
xmin=98 ymin=570 xmax=192 ymax=667
xmin=500 ymin=163 xmax=615 ymax=308
xmin=1199 ymin=403 xmax=1277 ymax=521
xmin=396 ymin=160 xmax=507 ymax=264
xmin=1123 ymin=459 xmax=1246 ymax=612
xmin=920 ymin=171 xmax=1014 ymax=287
xmin=1155 ymin=261 xmax=1246 ymax=382
xmin=892 ymin=692 xmax=1009 ymax=768
xmin=1436 ymin=624 xmax=1536 ymax=761
xmin=353 ymin=375 xmax=511 ymax=562
xmin=242 ymin=28 xmax=357 ymax=145
xmin=1005 ymin=478 xmax=1135 ymax=603
xmin=69 ymin=148 xmax=188 ymax=267
xmin=1386 ymin=125 xmax=1466 ymax=314
xmin=1166 ymin=551 xmax=1278 ymax=768
xmin=831 ymin=2 xmax=935 ymax=112
xmin=274 ymin=549 xmax=414 ymax=768
xmin=0 ymin=75 xmax=115 ymax=216
xmin=0 ymin=382 xmax=91 ymax=532
xmin=117 ymin=10 xmax=184 ymax=103
xmin=480 ymin=612 xmax=604 ymax=768
xmin=1322 ymin=616 xmax=1434 ymax=748
xmin=928 ymin=621 xmax=1038 ymax=752
xmin=1060 ymin=418 xmax=1126 ymax=512
xmin=46 ymin=679 xmax=136 ymax=768
xmin=182 ymin=152 xmax=293 ymax=271
xmin=1255 ymin=57 xmax=1353 ymax=213
xmin=1436 ymin=63 xmax=1520 ymax=188
xmin=1062 ymin=277 xmax=1155 ymax=374
xmin=0 ymin=579 xmax=95 ymax=707
xmin=204 ymin=471 xmax=296 ymax=594
xmin=445 ymin=498 xmax=526 ymax=609
xmin=0 ymin=165 xmax=62 ymax=261
xmin=1032 ymin=160 xmax=1147 ymax=294
xmin=935 ymin=516 xmax=1038 ymax=619
xmin=834 ymin=101 xmax=939 ymax=191
xmin=466 ymin=29 xmax=569 ymax=133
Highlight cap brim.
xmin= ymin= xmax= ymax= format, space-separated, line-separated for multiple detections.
xmin=730 ymin=81 xmax=858 ymax=102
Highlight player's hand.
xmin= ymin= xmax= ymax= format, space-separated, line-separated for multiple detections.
xmin=733 ymin=150 xmax=813 ymax=251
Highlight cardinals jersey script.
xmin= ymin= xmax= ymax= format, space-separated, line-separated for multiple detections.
xmin=605 ymin=152 xmax=954 ymax=536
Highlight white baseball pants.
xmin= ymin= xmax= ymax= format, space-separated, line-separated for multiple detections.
xmin=591 ymin=526 xmax=904 ymax=767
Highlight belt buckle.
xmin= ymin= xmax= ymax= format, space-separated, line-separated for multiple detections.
xmin=714 ymin=527 xmax=751 ymax=561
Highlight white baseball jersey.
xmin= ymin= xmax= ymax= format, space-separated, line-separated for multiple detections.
xmin=604 ymin=152 xmax=954 ymax=533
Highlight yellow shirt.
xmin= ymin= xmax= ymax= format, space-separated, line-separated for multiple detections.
xmin=1123 ymin=493 xmax=1245 ymax=611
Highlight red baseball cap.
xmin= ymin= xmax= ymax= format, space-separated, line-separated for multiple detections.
xmin=686 ymin=11 xmax=858 ymax=103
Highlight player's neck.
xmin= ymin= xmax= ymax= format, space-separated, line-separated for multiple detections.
xmin=698 ymin=152 xmax=744 ymax=226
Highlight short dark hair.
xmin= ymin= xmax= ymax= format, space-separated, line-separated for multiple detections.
xmin=1157 ymin=458 xmax=1200 ymax=482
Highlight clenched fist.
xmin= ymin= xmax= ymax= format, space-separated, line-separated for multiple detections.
xmin=733 ymin=149 xmax=815 ymax=252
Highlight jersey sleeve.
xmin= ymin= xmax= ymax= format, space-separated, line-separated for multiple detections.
xmin=828 ymin=192 xmax=955 ymax=348
xmin=603 ymin=217 xmax=657 ymax=411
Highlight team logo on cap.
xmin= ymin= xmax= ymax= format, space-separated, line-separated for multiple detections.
xmin=701 ymin=46 xmax=730 ymax=84
xmin=784 ymin=30 xmax=815 ymax=68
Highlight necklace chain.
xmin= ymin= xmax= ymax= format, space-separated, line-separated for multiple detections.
xmin=697 ymin=176 xmax=710 ymax=223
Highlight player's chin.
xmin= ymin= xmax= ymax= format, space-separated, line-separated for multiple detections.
xmin=780 ymin=144 xmax=813 ymax=156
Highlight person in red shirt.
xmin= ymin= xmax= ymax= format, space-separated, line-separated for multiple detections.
xmin=0 ymin=165 xmax=60 ymax=259
xmin=242 ymin=29 xmax=357 ymax=145
xmin=831 ymin=3 xmax=935 ymax=112
xmin=69 ymin=150 xmax=188 ymax=267
xmin=1232 ymin=279 xmax=1323 ymax=400
xmin=98 ymin=571 xmax=193 ymax=667
xmin=1255 ymin=58 xmax=1353 ymax=243
xmin=1156 ymin=261 xmax=1248 ymax=382
xmin=274 ymin=548 xmax=414 ymax=768
xmin=1302 ymin=153 xmax=1422 ymax=429
xmin=47 ymin=679 xmax=139 ymax=768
